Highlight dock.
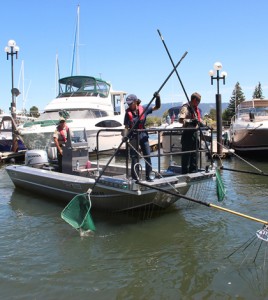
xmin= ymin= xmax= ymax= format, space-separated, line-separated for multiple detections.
xmin=0 ymin=150 xmax=26 ymax=163
xmin=210 ymin=139 xmax=232 ymax=158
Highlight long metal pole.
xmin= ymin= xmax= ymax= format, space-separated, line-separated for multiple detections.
xmin=10 ymin=46 xmax=16 ymax=120
xmin=216 ymin=94 xmax=222 ymax=155
xmin=215 ymin=69 xmax=222 ymax=155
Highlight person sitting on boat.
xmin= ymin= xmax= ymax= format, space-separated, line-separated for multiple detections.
xmin=123 ymin=92 xmax=161 ymax=181
xmin=53 ymin=117 xmax=70 ymax=172
xmin=179 ymin=92 xmax=204 ymax=174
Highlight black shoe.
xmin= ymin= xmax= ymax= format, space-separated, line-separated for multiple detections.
xmin=146 ymin=178 xmax=154 ymax=182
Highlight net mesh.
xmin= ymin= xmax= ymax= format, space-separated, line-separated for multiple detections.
xmin=216 ymin=169 xmax=226 ymax=202
xmin=61 ymin=193 xmax=95 ymax=231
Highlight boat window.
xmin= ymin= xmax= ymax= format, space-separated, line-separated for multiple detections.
xmin=95 ymin=80 xmax=110 ymax=97
xmin=57 ymin=77 xmax=110 ymax=98
xmin=239 ymin=107 xmax=268 ymax=118
xmin=95 ymin=120 xmax=122 ymax=128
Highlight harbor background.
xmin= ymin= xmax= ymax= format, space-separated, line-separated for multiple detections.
xmin=1 ymin=154 xmax=268 ymax=299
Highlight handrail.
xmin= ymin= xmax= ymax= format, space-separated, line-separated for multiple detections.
xmin=95 ymin=126 xmax=213 ymax=177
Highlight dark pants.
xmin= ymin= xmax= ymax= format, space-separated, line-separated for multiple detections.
xmin=181 ymin=130 xmax=198 ymax=174
xmin=57 ymin=149 xmax=63 ymax=173
xmin=130 ymin=134 xmax=152 ymax=180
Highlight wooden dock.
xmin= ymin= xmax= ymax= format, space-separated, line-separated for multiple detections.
xmin=0 ymin=150 xmax=26 ymax=163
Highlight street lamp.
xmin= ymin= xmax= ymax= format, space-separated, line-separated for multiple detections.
xmin=209 ymin=62 xmax=227 ymax=155
xmin=5 ymin=39 xmax=20 ymax=120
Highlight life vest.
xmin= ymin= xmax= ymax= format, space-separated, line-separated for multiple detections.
xmin=57 ymin=124 xmax=69 ymax=142
xmin=183 ymin=104 xmax=201 ymax=121
xmin=127 ymin=106 xmax=145 ymax=129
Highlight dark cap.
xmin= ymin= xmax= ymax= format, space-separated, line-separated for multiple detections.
xmin=191 ymin=92 xmax=201 ymax=102
xmin=126 ymin=94 xmax=138 ymax=105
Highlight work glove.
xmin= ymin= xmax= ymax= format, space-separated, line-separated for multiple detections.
xmin=153 ymin=92 xmax=161 ymax=108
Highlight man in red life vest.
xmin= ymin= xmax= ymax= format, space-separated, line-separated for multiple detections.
xmin=53 ymin=117 xmax=69 ymax=172
xmin=124 ymin=92 xmax=161 ymax=181
xmin=179 ymin=92 xmax=204 ymax=174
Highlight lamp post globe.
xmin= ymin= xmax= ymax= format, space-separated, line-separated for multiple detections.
xmin=5 ymin=39 xmax=19 ymax=120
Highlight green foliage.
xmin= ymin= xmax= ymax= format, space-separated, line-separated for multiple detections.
xmin=146 ymin=116 xmax=162 ymax=127
xmin=29 ymin=106 xmax=40 ymax=118
xmin=222 ymin=82 xmax=245 ymax=122
xmin=207 ymin=108 xmax=216 ymax=120
xmin=252 ymin=82 xmax=264 ymax=99
xmin=162 ymin=110 xmax=169 ymax=118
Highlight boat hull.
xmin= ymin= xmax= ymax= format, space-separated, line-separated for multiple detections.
xmin=230 ymin=126 xmax=268 ymax=151
xmin=5 ymin=164 xmax=214 ymax=212
xmin=229 ymin=99 xmax=268 ymax=153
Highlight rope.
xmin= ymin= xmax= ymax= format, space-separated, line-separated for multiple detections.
xmin=217 ymin=141 xmax=266 ymax=175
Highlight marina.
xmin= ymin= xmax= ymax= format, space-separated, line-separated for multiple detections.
xmin=1 ymin=3 xmax=268 ymax=299
xmin=1 ymin=148 xmax=268 ymax=299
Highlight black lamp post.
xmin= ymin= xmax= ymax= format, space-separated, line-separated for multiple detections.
xmin=5 ymin=39 xmax=20 ymax=121
xmin=209 ymin=62 xmax=227 ymax=155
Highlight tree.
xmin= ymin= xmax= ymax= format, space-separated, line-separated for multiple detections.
xmin=207 ymin=108 xmax=216 ymax=120
xmin=29 ymin=106 xmax=40 ymax=118
xmin=146 ymin=116 xmax=162 ymax=127
xmin=222 ymin=82 xmax=245 ymax=122
xmin=252 ymin=82 xmax=264 ymax=99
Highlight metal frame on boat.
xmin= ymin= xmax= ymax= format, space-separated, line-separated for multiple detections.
xmin=6 ymin=127 xmax=215 ymax=212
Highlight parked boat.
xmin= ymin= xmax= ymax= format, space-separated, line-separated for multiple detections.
xmin=0 ymin=114 xmax=33 ymax=152
xmin=161 ymin=106 xmax=210 ymax=153
xmin=229 ymin=99 xmax=268 ymax=153
xmin=161 ymin=106 xmax=183 ymax=153
xmin=6 ymin=127 xmax=216 ymax=212
xmin=17 ymin=75 xmax=127 ymax=153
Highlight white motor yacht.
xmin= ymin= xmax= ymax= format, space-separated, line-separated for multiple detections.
xmin=18 ymin=75 xmax=127 ymax=153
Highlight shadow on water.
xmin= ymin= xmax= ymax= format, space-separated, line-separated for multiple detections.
xmin=9 ymin=187 xmax=182 ymax=228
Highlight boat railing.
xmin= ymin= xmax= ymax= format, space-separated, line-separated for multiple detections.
xmin=95 ymin=126 xmax=213 ymax=178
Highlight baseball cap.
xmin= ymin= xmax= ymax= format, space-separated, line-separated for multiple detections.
xmin=126 ymin=94 xmax=138 ymax=105
xmin=59 ymin=117 xmax=66 ymax=123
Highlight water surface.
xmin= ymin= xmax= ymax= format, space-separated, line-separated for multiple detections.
xmin=1 ymin=154 xmax=268 ymax=299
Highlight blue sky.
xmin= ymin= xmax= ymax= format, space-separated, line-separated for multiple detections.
xmin=1 ymin=0 xmax=268 ymax=114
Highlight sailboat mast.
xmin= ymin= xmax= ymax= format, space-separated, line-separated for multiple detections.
xmin=71 ymin=5 xmax=80 ymax=76
xmin=17 ymin=60 xmax=25 ymax=112
xmin=55 ymin=53 xmax=60 ymax=96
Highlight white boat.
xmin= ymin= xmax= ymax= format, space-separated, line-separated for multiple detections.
xmin=6 ymin=127 xmax=216 ymax=212
xmin=229 ymin=99 xmax=268 ymax=153
xmin=161 ymin=106 xmax=183 ymax=153
xmin=0 ymin=114 xmax=35 ymax=152
xmin=161 ymin=106 xmax=211 ymax=153
xmin=18 ymin=75 xmax=127 ymax=153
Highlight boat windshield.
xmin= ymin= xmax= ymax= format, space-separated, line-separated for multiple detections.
xmin=238 ymin=107 xmax=268 ymax=117
xmin=38 ymin=109 xmax=108 ymax=121
xmin=57 ymin=76 xmax=110 ymax=98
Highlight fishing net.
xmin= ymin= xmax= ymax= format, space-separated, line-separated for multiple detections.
xmin=61 ymin=193 xmax=95 ymax=232
xmin=216 ymin=168 xmax=226 ymax=202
